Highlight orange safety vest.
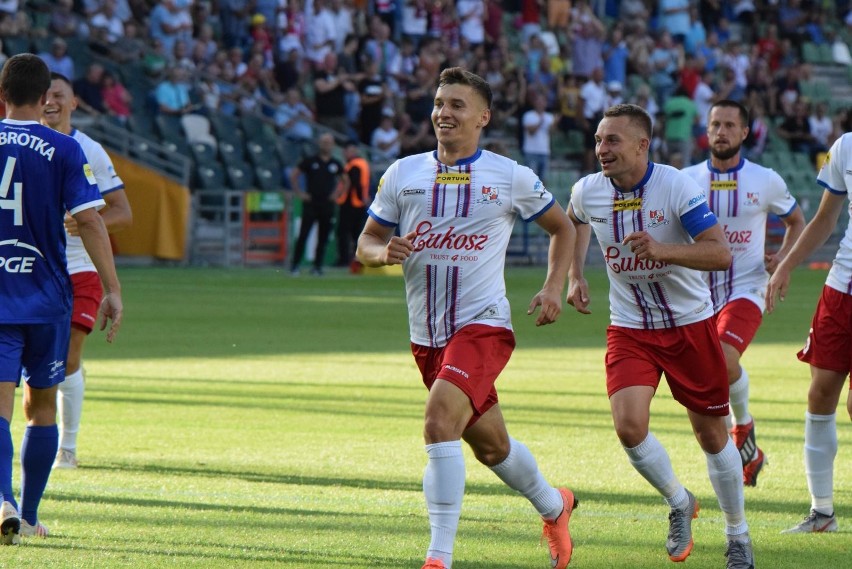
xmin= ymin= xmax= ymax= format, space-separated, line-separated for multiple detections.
xmin=337 ymin=156 xmax=371 ymax=208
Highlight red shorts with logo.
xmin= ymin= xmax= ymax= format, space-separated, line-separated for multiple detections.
xmin=798 ymin=285 xmax=852 ymax=375
xmin=411 ymin=324 xmax=515 ymax=426
xmin=716 ymin=298 xmax=763 ymax=354
xmin=605 ymin=318 xmax=730 ymax=416
xmin=71 ymin=271 xmax=103 ymax=334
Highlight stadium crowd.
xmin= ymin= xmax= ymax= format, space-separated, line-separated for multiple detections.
xmin=0 ymin=0 xmax=850 ymax=176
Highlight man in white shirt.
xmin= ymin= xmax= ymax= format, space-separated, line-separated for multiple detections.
xmin=683 ymin=100 xmax=805 ymax=487
xmin=357 ymin=67 xmax=579 ymax=569
xmin=567 ymin=103 xmax=754 ymax=568
xmin=767 ymin=131 xmax=852 ymax=534
xmin=522 ymin=91 xmax=555 ymax=184
xmin=42 ymin=73 xmax=133 ymax=470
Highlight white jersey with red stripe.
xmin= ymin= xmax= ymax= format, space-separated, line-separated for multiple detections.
xmin=682 ymin=157 xmax=798 ymax=313
xmin=66 ymin=129 xmax=125 ymax=275
xmin=817 ymin=133 xmax=852 ymax=295
xmin=368 ymin=148 xmax=556 ymax=347
xmin=570 ymin=162 xmax=719 ymax=329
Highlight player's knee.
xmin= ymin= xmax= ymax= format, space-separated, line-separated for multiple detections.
xmin=470 ymin=439 xmax=509 ymax=467
xmin=613 ymin=419 xmax=648 ymax=448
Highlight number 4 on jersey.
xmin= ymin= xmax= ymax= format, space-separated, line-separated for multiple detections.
xmin=0 ymin=156 xmax=22 ymax=225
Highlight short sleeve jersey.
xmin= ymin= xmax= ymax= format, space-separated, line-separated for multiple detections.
xmin=682 ymin=158 xmax=798 ymax=313
xmin=66 ymin=129 xmax=125 ymax=275
xmin=570 ymin=162 xmax=718 ymax=329
xmin=368 ymin=149 xmax=556 ymax=347
xmin=817 ymin=133 xmax=852 ymax=294
xmin=0 ymin=119 xmax=103 ymax=323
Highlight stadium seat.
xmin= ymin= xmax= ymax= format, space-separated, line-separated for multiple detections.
xmin=246 ymin=140 xmax=281 ymax=170
xmin=181 ymin=113 xmax=217 ymax=148
xmin=219 ymin=139 xmax=247 ymax=168
xmin=126 ymin=112 xmax=157 ymax=139
xmin=155 ymin=114 xmax=184 ymax=142
xmin=196 ymin=162 xmax=226 ymax=190
xmin=208 ymin=113 xmax=242 ymax=141
xmin=802 ymin=42 xmax=820 ymax=64
xmin=226 ymin=163 xmax=255 ymax=191
xmin=2 ymin=36 xmax=32 ymax=57
xmin=191 ymin=142 xmax=217 ymax=166
xmin=254 ymin=165 xmax=282 ymax=191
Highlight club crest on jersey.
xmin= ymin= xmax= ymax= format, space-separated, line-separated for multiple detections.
xmin=744 ymin=192 xmax=760 ymax=206
xmin=533 ymin=179 xmax=546 ymax=198
xmin=479 ymin=185 xmax=502 ymax=205
xmin=435 ymin=173 xmax=471 ymax=185
xmin=647 ymin=209 xmax=669 ymax=228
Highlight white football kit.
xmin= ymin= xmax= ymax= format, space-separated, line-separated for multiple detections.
xmin=66 ymin=129 xmax=125 ymax=275
xmin=817 ymin=133 xmax=852 ymax=295
xmin=368 ymin=149 xmax=556 ymax=347
xmin=682 ymin=158 xmax=798 ymax=313
xmin=570 ymin=163 xmax=719 ymax=329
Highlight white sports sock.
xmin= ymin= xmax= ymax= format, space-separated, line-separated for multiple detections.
xmin=57 ymin=368 xmax=85 ymax=451
xmin=624 ymin=433 xmax=687 ymax=509
xmin=804 ymin=412 xmax=836 ymax=515
xmin=423 ymin=441 xmax=465 ymax=569
xmin=729 ymin=369 xmax=751 ymax=426
xmin=489 ymin=437 xmax=563 ymax=519
xmin=706 ymin=438 xmax=748 ymax=537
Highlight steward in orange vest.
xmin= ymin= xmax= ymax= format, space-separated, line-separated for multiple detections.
xmin=335 ymin=141 xmax=372 ymax=267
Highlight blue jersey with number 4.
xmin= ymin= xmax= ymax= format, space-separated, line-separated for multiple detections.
xmin=0 ymin=119 xmax=104 ymax=323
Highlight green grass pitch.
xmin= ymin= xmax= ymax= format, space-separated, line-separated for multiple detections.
xmin=7 ymin=265 xmax=850 ymax=567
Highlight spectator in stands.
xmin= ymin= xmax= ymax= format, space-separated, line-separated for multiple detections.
xmin=402 ymin=0 xmax=429 ymax=46
xmin=743 ymin=101 xmax=769 ymax=159
xmin=732 ymin=0 xmax=758 ymax=43
xmin=778 ymin=0 xmax=807 ymax=43
xmin=39 ymin=38 xmax=75 ymax=82
xmin=483 ymin=0 xmax=504 ymax=45
xmin=555 ymin=72 xmax=580 ymax=134
xmin=90 ymin=0 xmax=125 ymax=45
xmin=73 ymin=63 xmax=108 ymax=116
xmin=313 ymin=51 xmax=356 ymax=137
xmin=101 ymin=71 xmax=132 ymax=124
xmin=405 ymin=66 xmax=436 ymax=126
xmin=305 ymin=0 xmax=337 ymax=67
xmin=519 ymin=0 xmax=543 ymax=44
xmin=648 ymin=30 xmax=683 ymax=106
xmin=521 ymin=90 xmax=555 ymax=184
xmin=578 ymin=67 xmax=607 ymax=173
xmin=220 ymin=0 xmax=251 ymax=49
xmin=457 ymin=0 xmax=486 ymax=48
xmin=358 ymin=58 xmax=389 ymax=144
xmin=605 ymin=80 xmax=624 ymax=107
xmin=51 ymin=0 xmax=87 ymax=39
xmin=110 ymin=20 xmax=146 ymax=64
xmin=717 ymin=65 xmax=746 ymax=103
xmin=275 ymin=87 xmax=314 ymax=142
xmin=809 ymin=101 xmax=834 ymax=154
xmin=155 ymin=66 xmax=199 ymax=116
xmin=570 ymin=2 xmax=605 ymax=80
xmin=660 ymin=0 xmax=691 ymax=44
xmin=274 ymin=47 xmax=304 ymax=94
xmin=663 ymin=84 xmax=699 ymax=166
xmin=602 ymin=25 xmax=629 ymax=88
xmin=774 ymin=64 xmax=802 ymax=118
xmin=149 ymin=0 xmax=193 ymax=57
xmin=683 ymin=5 xmax=707 ymax=56
xmin=371 ymin=111 xmax=401 ymax=161
xmin=777 ymin=100 xmax=817 ymax=157
xmin=398 ymin=111 xmax=436 ymax=157
xmin=362 ymin=21 xmax=401 ymax=85
xmin=693 ymin=69 xmax=717 ymax=129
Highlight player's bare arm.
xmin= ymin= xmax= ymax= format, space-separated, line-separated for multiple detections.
xmin=527 ymin=205 xmax=575 ymax=326
xmin=764 ymin=206 xmax=805 ymax=274
xmin=64 ymin=189 xmax=133 ymax=236
xmin=356 ymin=217 xmax=416 ymax=267
xmin=767 ymin=191 xmax=846 ymax=313
xmin=623 ymin=224 xmax=731 ymax=271
xmin=74 ymin=207 xmax=122 ymax=342
xmin=566 ymin=206 xmax=592 ymax=314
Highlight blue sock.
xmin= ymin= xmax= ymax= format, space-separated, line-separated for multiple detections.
xmin=0 ymin=418 xmax=16 ymax=509
xmin=20 ymin=425 xmax=58 ymax=524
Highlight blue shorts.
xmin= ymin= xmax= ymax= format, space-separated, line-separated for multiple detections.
xmin=0 ymin=320 xmax=71 ymax=388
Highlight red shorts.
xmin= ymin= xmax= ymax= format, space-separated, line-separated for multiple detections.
xmin=716 ymin=298 xmax=763 ymax=354
xmin=411 ymin=324 xmax=515 ymax=425
xmin=605 ymin=318 xmax=730 ymax=416
xmin=71 ymin=271 xmax=103 ymax=334
xmin=798 ymin=285 xmax=852 ymax=375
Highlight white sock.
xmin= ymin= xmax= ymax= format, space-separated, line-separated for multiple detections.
xmin=489 ymin=437 xmax=563 ymax=519
xmin=729 ymin=369 xmax=751 ymax=426
xmin=624 ymin=433 xmax=687 ymax=509
xmin=424 ymin=441 xmax=465 ymax=569
xmin=706 ymin=438 xmax=748 ymax=537
xmin=57 ymin=368 xmax=85 ymax=451
xmin=804 ymin=412 xmax=836 ymax=515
